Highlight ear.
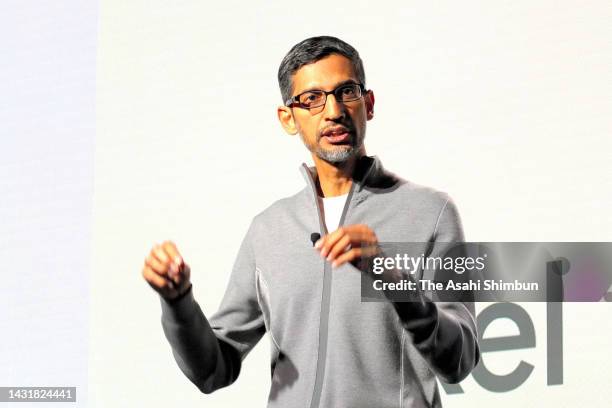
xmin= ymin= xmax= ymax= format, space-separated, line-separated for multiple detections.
xmin=365 ymin=90 xmax=375 ymax=121
xmin=277 ymin=105 xmax=298 ymax=135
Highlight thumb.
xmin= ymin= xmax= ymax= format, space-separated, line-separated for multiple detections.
xmin=179 ymin=261 xmax=191 ymax=280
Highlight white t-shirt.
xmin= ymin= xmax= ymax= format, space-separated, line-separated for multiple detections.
xmin=319 ymin=193 xmax=349 ymax=232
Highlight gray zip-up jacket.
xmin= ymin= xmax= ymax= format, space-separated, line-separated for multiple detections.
xmin=160 ymin=155 xmax=480 ymax=408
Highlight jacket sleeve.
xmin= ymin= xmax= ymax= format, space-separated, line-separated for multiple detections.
xmin=159 ymin=219 xmax=266 ymax=393
xmin=392 ymin=194 xmax=480 ymax=384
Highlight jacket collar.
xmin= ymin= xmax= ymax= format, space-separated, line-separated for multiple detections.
xmin=299 ymin=155 xmax=393 ymax=197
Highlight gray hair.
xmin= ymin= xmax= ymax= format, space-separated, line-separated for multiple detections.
xmin=277 ymin=36 xmax=366 ymax=104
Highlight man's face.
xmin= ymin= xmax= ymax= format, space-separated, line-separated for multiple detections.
xmin=278 ymin=54 xmax=374 ymax=164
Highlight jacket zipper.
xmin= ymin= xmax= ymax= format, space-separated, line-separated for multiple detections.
xmin=302 ymin=164 xmax=357 ymax=408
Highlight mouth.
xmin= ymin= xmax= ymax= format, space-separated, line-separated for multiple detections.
xmin=321 ymin=127 xmax=351 ymax=144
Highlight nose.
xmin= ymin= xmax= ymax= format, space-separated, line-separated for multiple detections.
xmin=322 ymin=93 xmax=346 ymax=121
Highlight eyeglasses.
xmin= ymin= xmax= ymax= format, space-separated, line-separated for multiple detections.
xmin=285 ymin=82 xmax=366 ymax=111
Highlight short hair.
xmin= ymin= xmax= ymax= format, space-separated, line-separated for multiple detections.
xmin=277 ymin=36 xmax=366 ymax=104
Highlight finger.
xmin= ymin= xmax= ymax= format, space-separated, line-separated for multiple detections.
xmin=346 ymin=224 xmax=378 ymax=245
xmin=325 ymin=234 xmax=351 ymax=263
xmin=151 ymin=243 xmax=171 ymax=265
xmin=160 ymin=241 xmax=183 ymax=282
xmin=145 ymin=254 xmax=168 ymax=276
xmin=319 ymin=227 xmax=347 ymax=257
xmin=331 ymin=247 xmax=362 ymax=268
xmin=161 ymin=241 xmax=183 ymax=267
xmin=142 ymin=265 xmax=175 ymax=293
xmin=325 ymin=225 xmax=376 ymax=251
xmin=361 ymin=243 xmax=382 ymax=257
xmin=332 ymin=244 xmax=380 ymax=268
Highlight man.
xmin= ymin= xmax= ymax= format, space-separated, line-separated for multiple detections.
xmin=142 ymin=36 xmax=480 ymax=407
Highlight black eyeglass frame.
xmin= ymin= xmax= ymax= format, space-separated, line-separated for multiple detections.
xmin=284 ymin=83 xmax=367 ymax=109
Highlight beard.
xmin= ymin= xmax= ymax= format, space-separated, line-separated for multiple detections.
xmin=301 ymin=127 xmax=365 ymax=164
xmin=315 ymin=142 xmax=357 ymax=163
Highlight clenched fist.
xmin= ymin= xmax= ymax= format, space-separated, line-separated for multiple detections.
xmin=142 ymin=241 xmax=191 ymax=300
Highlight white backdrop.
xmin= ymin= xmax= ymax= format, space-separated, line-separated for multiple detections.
xmin=91 ymin=1 xmax=611 ymax=407
xmin=91 ymin=2 xmax=612 ymax=407
xmin=2 ymin=1 xmax=609 ymax=407
xmin=1 ymin=1 xmax=95 ymax=407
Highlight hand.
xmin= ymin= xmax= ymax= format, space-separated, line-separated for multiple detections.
xmin=314 ymin=224 xmax=381 ymax=268
xmin=142 ymin=240 xmax=191 ymax=300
